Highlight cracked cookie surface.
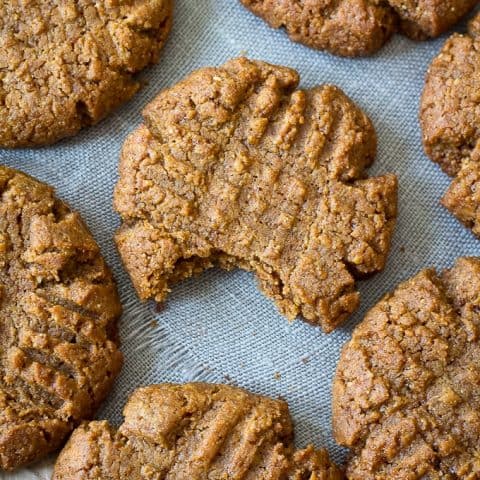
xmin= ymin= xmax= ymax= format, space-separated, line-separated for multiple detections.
xmin=53 ymin=382 xmax=344 ymax=480
xmin=240 ymin=0 xmax=478 ymax=57
xmin=0 ymin=166 xmax=122 ymax=470
xmin=114 ymin=57 xmax=398 ymax=333
xmin=421 ymin=12 xmax=480 ymax=238
xmin=0 ymin=0 xmax=172 ymax=147
xmin=333 ymin=257 xmax=480 ymax=479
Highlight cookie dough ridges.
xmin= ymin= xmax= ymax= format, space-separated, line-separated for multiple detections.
xmin=0 ymin=166 xmax=123 ymax=470
xmin=114 ymin=57 xmax=398 ymax=332
xmin=53 ymin=383 xmax=344 ymax=479
xmin=333 ymin=256 xmax=480 ymax=479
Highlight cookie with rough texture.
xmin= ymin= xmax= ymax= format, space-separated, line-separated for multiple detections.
xmin=333 ymin=257 xmax=480 ymax=479
xmin=114 ymin=57 xmax=398 ymax=333
xmin=0 ymin=166 xmax=123 ymax=470
xmin=53 ymin=382 xmax=344 ymax=479
xmin=240 ymin=0 xmax=478 ymax=57
xmin=0 ymin=0 xmax=172 ymax=147
xmin=421 ymin=13 xmax=480 ymax=237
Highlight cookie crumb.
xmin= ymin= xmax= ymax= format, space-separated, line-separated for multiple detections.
xmin=154 ymin=302 xmax=165 ymax=314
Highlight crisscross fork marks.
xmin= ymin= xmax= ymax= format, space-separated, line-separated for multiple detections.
xmin=53 ymin=383 xmax=344 ymax=480
xmin=114 ymin=58 xmax=397 ymax=332
xmin=333 ymin=257 xmax=480 ymax=479
xmin=0 ymin=166 xmax=122 ymax=470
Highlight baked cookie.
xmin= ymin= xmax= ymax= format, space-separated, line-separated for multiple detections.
xmin=333 ymin=257 xmax=480 ymax=479
xmin=0 ymin=0 xmax=172 ymax=147
xmin=421 ymin=12 xmax=480 ymax=237
xmin=114 ymin=57 xmax=398 ymax=333
xmin=0 ymin=166 xmax=123 ymax=470
xmin=53 ymin=382 xmax=344 ymax=479
xmin=240 ymin=0 xmax=478 ymax=57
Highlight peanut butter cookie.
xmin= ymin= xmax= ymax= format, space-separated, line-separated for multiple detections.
xmin=333 ymin=257 xmax=480 ymax=479
xmin=53 ymin=383 xmax=344 ymax=479
xmin=240 ymin=0 xmax=477 ymax=57
xmin=421 ymin=13 xmax=480 ymax=237
xmin=114 ymin=57 xmax=398 ymax=333
xmin=0 ymin=166 xmax=122 ymax=470
xmin=0 ymin=0 xmax=172 ymax=147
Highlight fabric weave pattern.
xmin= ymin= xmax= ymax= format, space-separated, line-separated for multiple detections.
xmin=1 ymin=1 xmax=479 ymax=477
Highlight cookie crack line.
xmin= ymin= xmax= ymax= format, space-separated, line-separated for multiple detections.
xmin=52 ymin=382 xmax=345 ymax=480
xmin=0 ymin=0 xmax=173 ymax=147
xmin=421 ymin=12 xmax=480 ymax=239
xmin=0 ymin=165 xmax=123 ymax=471
xmin=239 ymin=0 xmax=478 ymax=57
xmin=114 ymin=57 xmax=398 ymax=333
xmin=333 ymin=256 xmax=480 ymax=479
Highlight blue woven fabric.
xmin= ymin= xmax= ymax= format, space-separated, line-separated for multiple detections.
xmin=2 ymin=1 xmax=479 ymax=478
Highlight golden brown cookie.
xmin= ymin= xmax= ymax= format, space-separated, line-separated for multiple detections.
xmin=240 ymin=0 xmax=477 ymax=57
xmin=421 ymin=12 xmax=480 ymax=237
xmin=0 ymin=166 xmax=123 ymax=470
xmin=0 ymin=0 xmax=172 ymax=147
xmin=333 ymin=257 xmax=480 ymax=479
xmin=114 ymin=57 xmax=398 ymax=333
xmin=53 ymin=383 xmax=344 ymax=479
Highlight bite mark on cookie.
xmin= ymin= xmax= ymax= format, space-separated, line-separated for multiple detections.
xmin=114 ymin=58 xmax=397 ymax=332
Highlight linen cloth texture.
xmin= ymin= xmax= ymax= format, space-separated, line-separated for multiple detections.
xmin=1 ymin=1 xmax=479 ymax=478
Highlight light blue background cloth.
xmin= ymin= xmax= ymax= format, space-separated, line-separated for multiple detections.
xmin=2 ymin=1 xmax=479 ymax=478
